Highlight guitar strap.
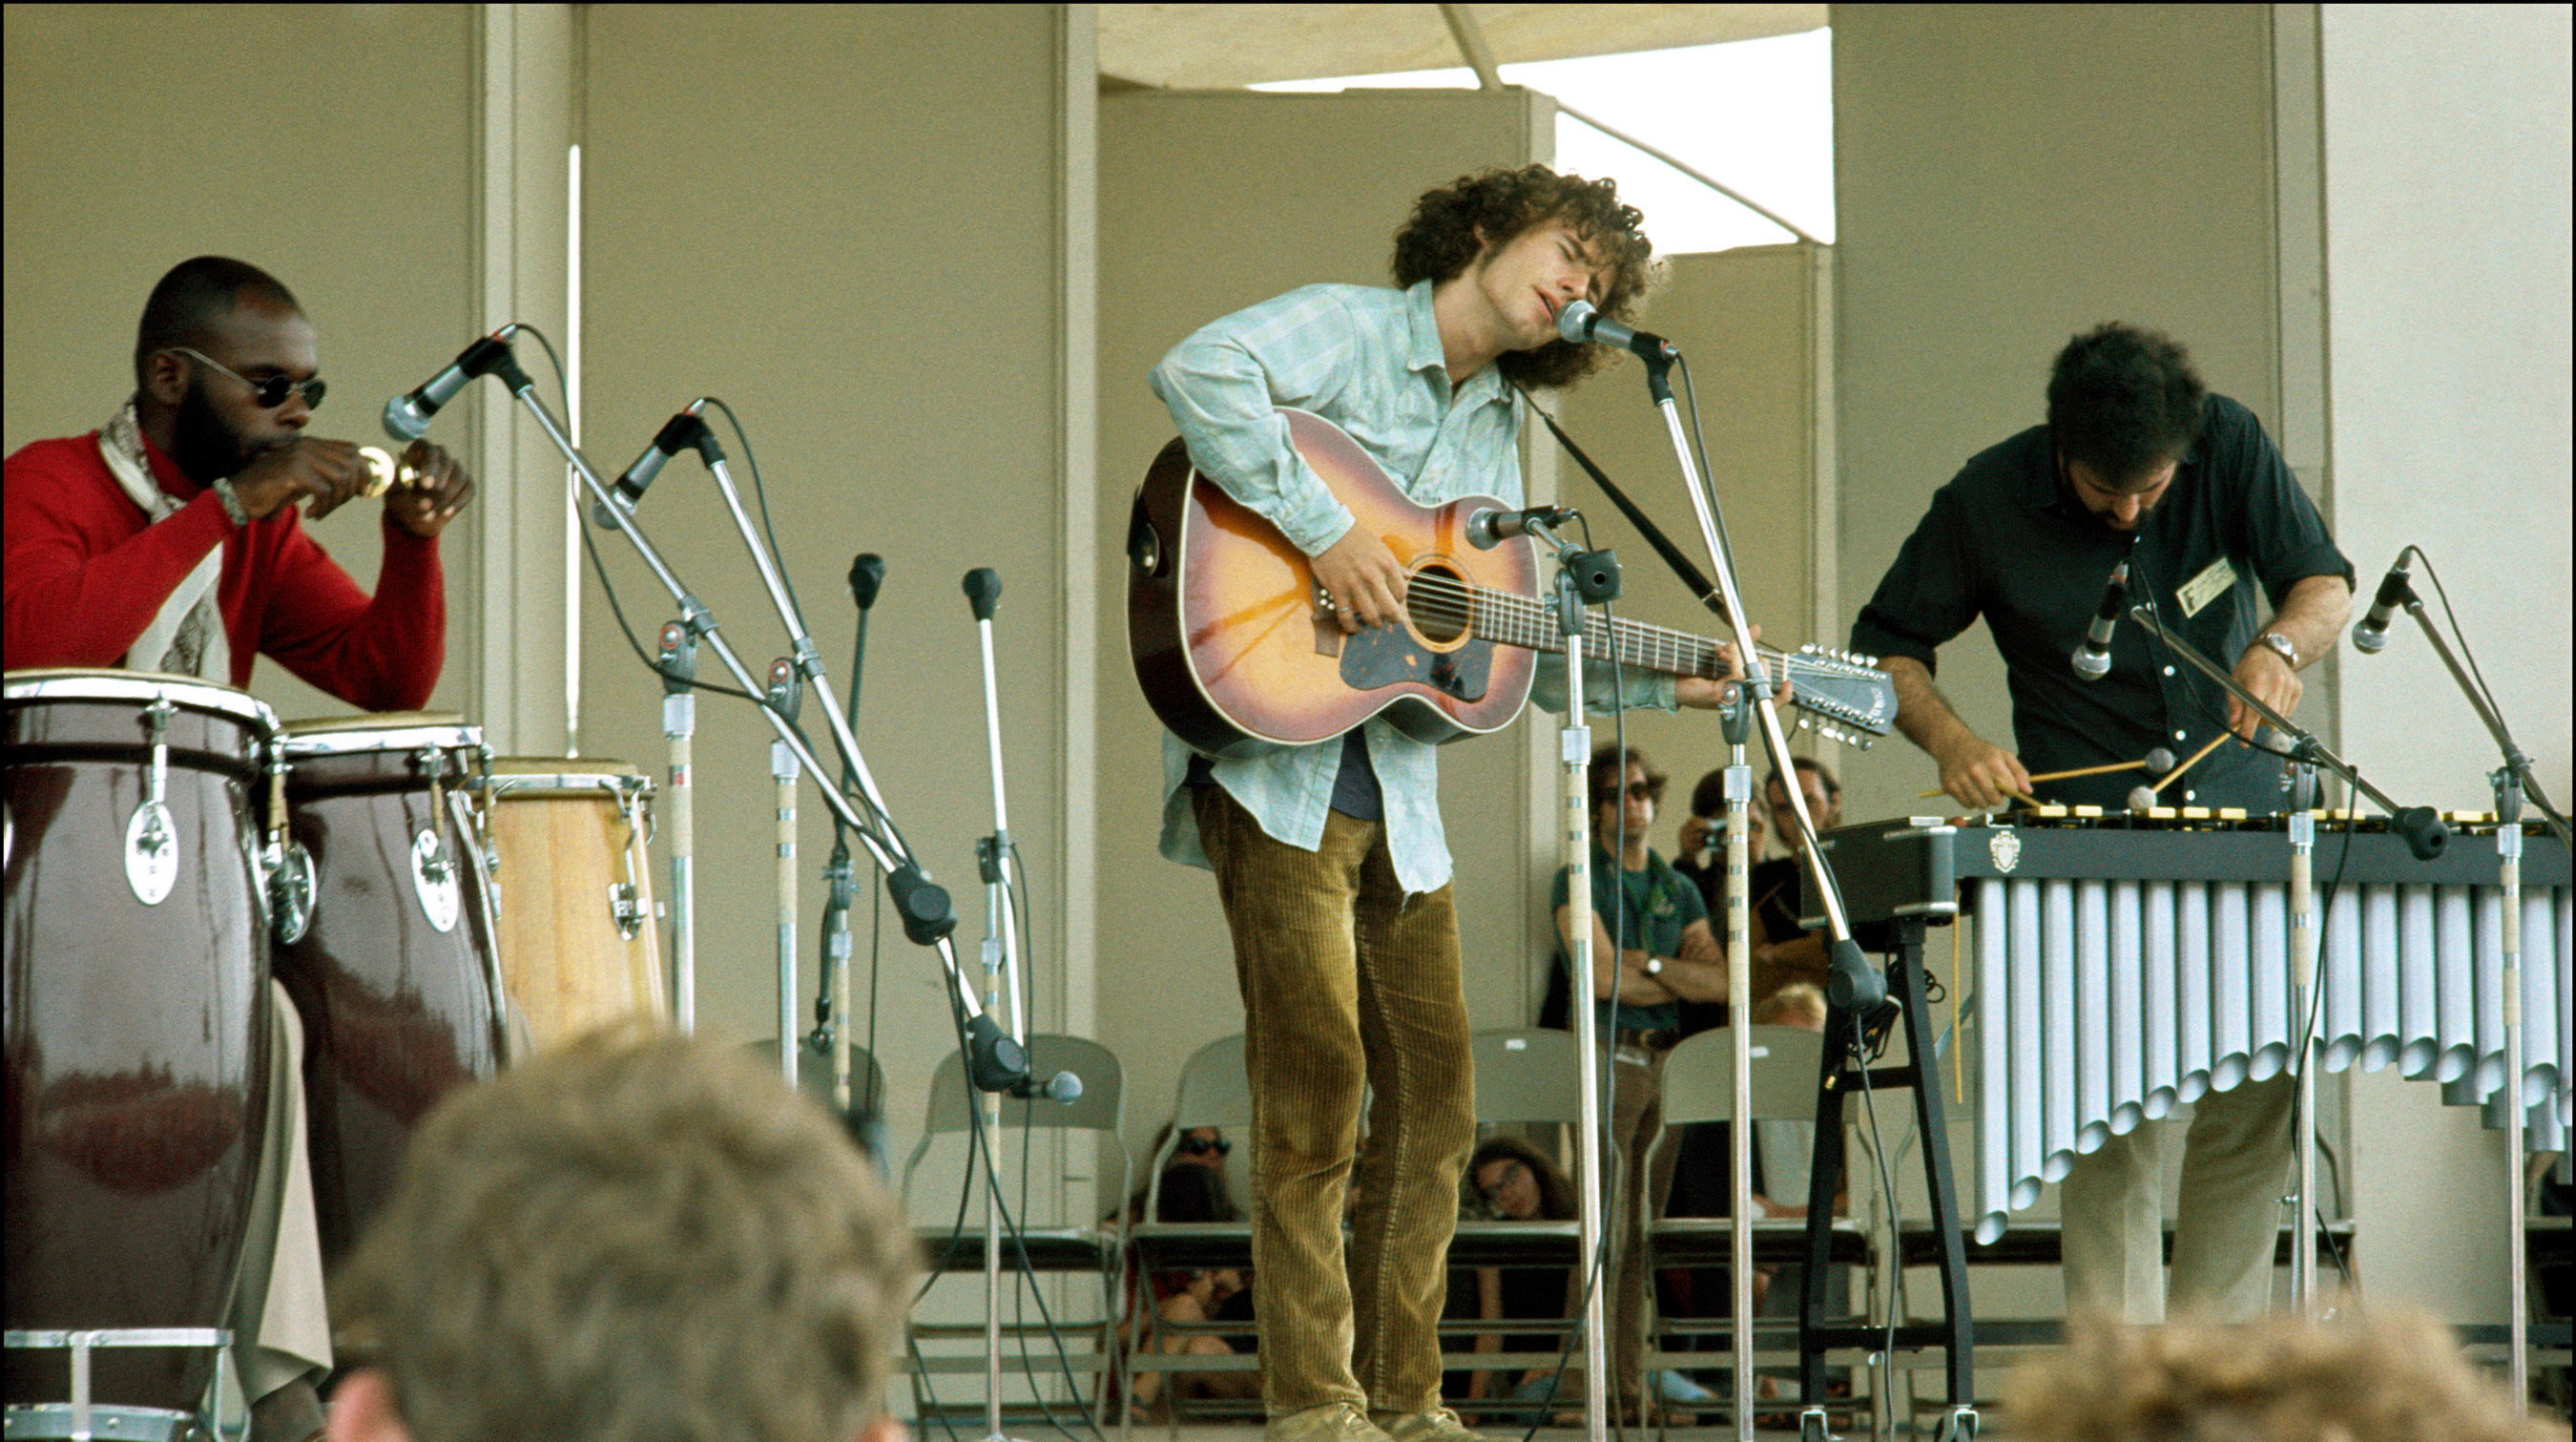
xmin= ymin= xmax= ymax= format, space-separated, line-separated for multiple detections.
xmin=1513 ymin=384 xmax=1732 ymax=625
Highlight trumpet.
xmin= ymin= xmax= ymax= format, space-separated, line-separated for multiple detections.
xmin=355 ymin=446 xmax=424 ymax=498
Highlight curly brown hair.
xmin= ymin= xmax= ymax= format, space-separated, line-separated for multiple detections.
xmin=2003 ymin=1308 xmax=2560 ymax=1442
xmin=1391 ymin=164 xmax=1658 ymax=390
xmin=330 ymin=1025 xmax=917 ymax=1442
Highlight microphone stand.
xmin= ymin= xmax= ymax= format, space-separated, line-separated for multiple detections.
xmin=2379 ymin=579 xmax=2566 ymax=1398
xmin=1718 ymin=690 xmax=1757 ymax=1442
xmin=767 ymin=658 xmax=802 ymax=1085
xmin=656 ymin=618 xmax=700 ymax=1033
xmin=469 ymin=347 xmax=1017 ymax=1082
xmin=2119 ymin=603 xmax=2450 ymax=1323
xmin=816 ymin=555 xmax=883 ymax=1142
xmin=964 ymin=567 xmax=1039 ymax=1442
xmin=1519 ymin=512 xmax=1616 ymax=1442
xmin=1623 ymin=350 xmax=1954 ymax=1440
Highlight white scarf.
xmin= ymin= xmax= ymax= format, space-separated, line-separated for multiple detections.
xmin=99 ymin=399 xmax=231 ymax=682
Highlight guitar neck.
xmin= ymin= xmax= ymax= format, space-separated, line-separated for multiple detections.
xmin=1454 ymin=578 xmax=1756 ymax=679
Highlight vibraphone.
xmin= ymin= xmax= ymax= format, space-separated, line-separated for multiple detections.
xmin=1816 ymin=811 xmax=2573 ymax=1243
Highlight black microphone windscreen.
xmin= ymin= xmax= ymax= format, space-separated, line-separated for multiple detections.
xmin=849 ymin=554 xmax=885 ymax=610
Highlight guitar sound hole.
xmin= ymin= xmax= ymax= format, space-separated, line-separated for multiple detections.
xmin=1407 ymin=563 xmax=1468 ymax=644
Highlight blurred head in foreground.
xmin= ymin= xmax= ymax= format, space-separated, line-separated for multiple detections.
xmin=326 ymin=1025 xmax=918 ymax=1442
xmin=2004 ymin=1307 xmax=2554 ymax=1442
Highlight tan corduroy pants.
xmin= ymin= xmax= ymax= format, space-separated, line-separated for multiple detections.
xmin=1191 ymin=786 xmax=1477 ymax=1417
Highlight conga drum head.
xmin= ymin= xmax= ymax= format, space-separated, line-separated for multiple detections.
xmin=475 ymin=758 xmax=667 ymax=1051
xmin=4 ymin=670 xmax=276 ymax=1418
xmin=272 ymin=715 xmax=503 ymax=1272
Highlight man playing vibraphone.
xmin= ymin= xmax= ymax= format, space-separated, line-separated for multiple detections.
xmin=1849 ymin=324 xmax=2354 ymax=1325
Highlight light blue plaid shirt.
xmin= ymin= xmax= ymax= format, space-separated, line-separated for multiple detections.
xmin=1151 ymin=280 xmax=1676 ymax=896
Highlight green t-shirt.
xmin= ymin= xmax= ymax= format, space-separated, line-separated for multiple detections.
xmin=1550 ymin=846 xmax=1708 ymax=1033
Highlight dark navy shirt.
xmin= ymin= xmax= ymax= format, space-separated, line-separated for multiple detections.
xmin=1849 ymin=395 xmax=2352 ymax=812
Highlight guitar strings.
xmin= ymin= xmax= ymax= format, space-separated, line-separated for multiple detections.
xmin=1397 ymin=570 xmax=1802 ymax=679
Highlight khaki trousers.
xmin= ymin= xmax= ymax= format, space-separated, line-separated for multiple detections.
xmin=2059 ymin=1072 xmax=2295 ymax=1324
xmin=1191 ymin=787 xmax=1477 ymax=1416
xmin=1599 ymin=1040 xmax=1673 ymax=1411
xmin=229 ymin=978 xmax=333 ymax=1400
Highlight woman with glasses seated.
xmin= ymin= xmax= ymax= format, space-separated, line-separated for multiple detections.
xmin=1119 ymin=1127 xmax=1260 ymax=1413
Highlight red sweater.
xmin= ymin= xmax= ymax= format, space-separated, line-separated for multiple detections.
xmin=4 ymin=429 xmax=444 ymax=710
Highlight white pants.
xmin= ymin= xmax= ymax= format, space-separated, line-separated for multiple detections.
xmin=227 ymin=979 xmax=333 ymax=1401
xmin=2058 ymin=1072 xmax=2296 ymax=1324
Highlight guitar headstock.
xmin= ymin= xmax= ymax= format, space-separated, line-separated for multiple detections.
xmin=1781 ymin=643 xmax=1897 ymax=748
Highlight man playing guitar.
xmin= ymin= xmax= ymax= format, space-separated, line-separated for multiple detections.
xmin=1147 ymin=165 xmax=1754 ymax=1442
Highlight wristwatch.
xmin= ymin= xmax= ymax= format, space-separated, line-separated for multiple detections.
xmin=210 ymin=476 xmax=250 ymax=529
xmin=1643 ymin=956 xmax=1665 ymax=978
xmin=2253 ymin=631 xmax=2298 ymax=668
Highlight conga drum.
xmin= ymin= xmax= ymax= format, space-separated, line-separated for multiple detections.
xmin=474 ymin=759 xmax=666 ymax=1049
xmin=4 ymin=670 xmax=277 ymax=1431
xmin=271 ymin=714 xmax=506 ymax=1271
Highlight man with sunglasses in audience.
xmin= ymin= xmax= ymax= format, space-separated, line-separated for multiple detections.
xmin=2 ymin=256 xmax=477 ymax=1442
xmin=5 ymin=255 xmax=472 ymax=706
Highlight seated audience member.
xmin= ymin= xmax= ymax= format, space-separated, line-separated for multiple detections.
xmin=1672 ymin=766 xmax=1765 ymax=925
xmin=2004 ymin=1307 xmax=2557 ymax=1442
xmin=1747 ymin=759 xmax=1844 ymax=1010
xmin=1125 ymin=1148 xmax=1259 ymax=1413
xmin=322 ymin=1026 xmax=916 ymax=1442
xmin=1118 ymin=1123 xmax=1236 ymax=1225
xmin=1456 ymin=1138 xmax=1580 ymax=1414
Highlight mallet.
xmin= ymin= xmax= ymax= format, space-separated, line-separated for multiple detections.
xmin=2128 ymin=733 xmax=2232 ymax=810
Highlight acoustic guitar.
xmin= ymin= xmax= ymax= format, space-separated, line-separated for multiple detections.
xmin=1126 ymin=408 xmax=1897 ymax=759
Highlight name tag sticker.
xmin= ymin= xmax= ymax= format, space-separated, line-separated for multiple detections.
xmin=2177 ymin=556 xmax=2238 ymax=618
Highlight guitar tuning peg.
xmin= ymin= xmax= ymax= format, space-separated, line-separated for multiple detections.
xmin=1800 ymin=642 xmax=1817 ymax=654
xmin=1797 ymin=717 xmax=1812 ymax=731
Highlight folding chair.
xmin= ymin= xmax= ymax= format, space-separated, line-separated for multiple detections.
xmin=902 ymin=1034 xmax=1131 ymax=1429
xmin=1123 ymin=1034 xmax=1261 ymax=1436
xmin=1643 ymin=1025 xmax=1878 ymax=1433
xmin=1441 ymin=1029 xmax=1599 ymax=1417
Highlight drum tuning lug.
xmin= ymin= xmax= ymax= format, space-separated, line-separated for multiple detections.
xmin=610 ymin=881 xmax=646 ymax=940
xmin=125 ymin=697 xmax=180 ymax=904
xmin=267 ymin=839 xmax=317 ymax=945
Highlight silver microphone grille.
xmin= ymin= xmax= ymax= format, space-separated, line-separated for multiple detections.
xmin=1556 ymin=298 xmax=1598 ymax=345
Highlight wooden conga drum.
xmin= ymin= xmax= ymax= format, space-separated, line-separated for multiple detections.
xmin=475 ymin=759 xmax=666 ymax=1050
xmin=271 ymin=713 xmax=506 ymax=1271
xmin=4 ymin=669 xmax=276 ymax=1430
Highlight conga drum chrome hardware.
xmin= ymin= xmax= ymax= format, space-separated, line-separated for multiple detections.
xmin=5 ymin=669 xmax=277 ymax=1432
xmin=272 ymin=713 xmax=507 ymax=1270
xmin=471 ymin=760 xmax=666 ymax=1050
xmin=123 ymin=698 xmax=180 ymax=905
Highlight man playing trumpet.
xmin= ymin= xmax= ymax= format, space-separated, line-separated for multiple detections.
xmin=3 ymin=255 xmax=479 ymax=1442
xmin=4 ymin=254 xmax=473 ymax=709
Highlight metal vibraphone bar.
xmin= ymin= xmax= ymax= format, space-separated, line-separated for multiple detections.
xmin=1815 ymin=814 xmax=2574 ymax=1243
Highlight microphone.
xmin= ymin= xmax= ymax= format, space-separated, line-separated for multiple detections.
xmin=2351 ymin=551 xmax=2414 ymax=655
xmin=382 ymin=328 xmax=521 ymax=441
xmin=963 ymin=567 xmax=1002 ymax=621
xmin=2071 ymin=560 xmax=2129 ymax=680
xmin=1555 ymin=299 xmax=1677 ymax=362
xmin=1465 ymin=504 xmax=1573 ymax=550
xmin=1009 ymin=1071 xmax=1084 ymax=1104
xmin=849 ymin=554 xmax=885 ymax=612
xmin=592 ymin=402 xmax=715 ymax=527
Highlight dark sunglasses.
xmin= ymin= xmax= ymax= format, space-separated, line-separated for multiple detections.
xmin=1598 ymin=779 xmax=1665 ymax=804
xmin=1177 ymin=1136 xmax=1231 ymax=1158
xmin=166 ymin=346 xmax=326 ymax=410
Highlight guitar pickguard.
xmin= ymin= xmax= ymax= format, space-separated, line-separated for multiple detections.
xmin=1339 ymin=628 xmax=1493 ymax=703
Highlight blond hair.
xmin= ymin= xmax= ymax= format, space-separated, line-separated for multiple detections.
xmin=331 ymin=1025 xmax=917 ymax=1442
xmin=2003 ymin=1308 xmax=2555 ymax=1442
xmin=1755 ymin=982 xmax=1827 ymax=1029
